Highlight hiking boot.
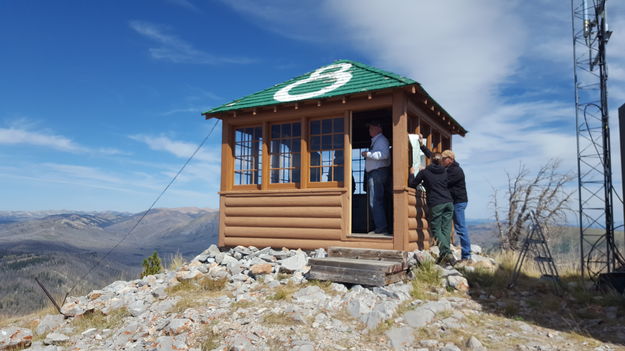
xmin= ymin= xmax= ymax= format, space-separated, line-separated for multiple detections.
xmin=436 ymin=253 xmax=457 ymax=266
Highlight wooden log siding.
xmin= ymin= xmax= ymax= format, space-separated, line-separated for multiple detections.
xmin=409 ymin=188 xmax=430 ymax=249
xmin=221 ymin=191 xmax=344 ymax=242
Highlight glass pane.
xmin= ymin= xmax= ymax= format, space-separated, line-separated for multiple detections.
xmin=333 ymin=134 xmax=343 ymax=149
xmin=292 ymin=138 xmax=300 ymax=153
xmin=292 ymin=169 xmax=300 ymax=183
xmin=281 ymin=123 xmax=291 ymax=137
xmin=270 ymin=140 xmax=280 ymax=153
xmin=322 ymin=135 xmax=332 ymax=149
xmin=280 ymin=140 xmax=289 ymax=154
xmin=333 ymin=118 xmax=344 ymax=133
xmin=311 ymin=136 xmax=320 ymax=151
xmin=322 ymin=119 xmax=332 ymax=133
xmin=254 ymin=127 xmax=262 ymax=139
xmin=292 ymin=123 xmax=301 ymax=137
xmin=270 ymin=169 xmax=280 ymax=183
xmin=310 ymin=167 xmax=320 ymax=182
xmin=321 ymin=166 xmax=330 ymax=182
xmin=334 ymin=150 xmax=344 ymax=165
xmin=334 ymin=166 xmax=344 ymax=182
xmin=311 ymin=120 xmax=320 ymax=135
xmin=271 ymin=124 xmax=280 ymax=138
xmin=310 ymin=152 xmax=321 ymax=167
xmin=322 ymin=150 xmax=333 ymax=165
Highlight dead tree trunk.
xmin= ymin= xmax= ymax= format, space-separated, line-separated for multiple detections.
xmin=491 ymin=159 xmax=575 ymax=250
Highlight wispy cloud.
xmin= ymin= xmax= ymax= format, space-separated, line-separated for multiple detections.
xmin=129 ymin=134 xmax=219 ymax=163
xmin=129 ymin=20 xmax=253 ymax=65
xmin=0 ymin=121 xmax=126 ymax=156
xmin=165 ymin=0 xmax=201 ymax=13
xmin=0 ymin=125 xmax=84 ymax=152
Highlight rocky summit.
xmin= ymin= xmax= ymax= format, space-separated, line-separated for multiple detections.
xmin=1 ymin=245 xmax=623 ymax=351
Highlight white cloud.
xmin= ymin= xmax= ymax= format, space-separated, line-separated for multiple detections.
xmin=129 ymin=21 xmax=253 ymax=65
xmin=0 ymin=126 xmax=85 ymax=152
xmin=0 ymin=122 xmax=126 ymax=156
xmin=165 ymin=0 xmax=201 ymax=13
xmin=129 ymin=134 xmax=219 ymax=163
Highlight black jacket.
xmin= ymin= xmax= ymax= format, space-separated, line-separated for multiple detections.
xmin=447 ymin=161 xmax=468 ymax=203
xmin=409 ymin=164 xmax=453 ymax=207
xmin=419 ymin=144 xmax=468 ymax=203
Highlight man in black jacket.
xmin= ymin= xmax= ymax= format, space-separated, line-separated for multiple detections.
xmin=441 ymin=150 xmax=471 ymax=261
xmin=409 ymin=152 xmax=455 ymax=265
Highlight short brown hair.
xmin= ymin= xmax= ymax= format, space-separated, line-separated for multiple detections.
xmin=442 ymin=150 xmax=455 ymax=160
xmin=432 ymin=152 xmax=443 ymax=165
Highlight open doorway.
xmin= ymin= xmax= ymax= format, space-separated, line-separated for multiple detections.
xmin=351 ymin=109 xmax=393 ymax=235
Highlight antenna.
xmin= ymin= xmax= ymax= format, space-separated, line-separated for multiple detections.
xmin=571 ymin=0 xmax=624 ymax=280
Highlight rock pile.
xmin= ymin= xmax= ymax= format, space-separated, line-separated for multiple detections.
xmin=1 ymin=244 xmax=497 ymax=351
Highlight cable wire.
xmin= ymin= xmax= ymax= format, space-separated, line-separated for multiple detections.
xmin=64 ymin=119 xmax=220 ymax=300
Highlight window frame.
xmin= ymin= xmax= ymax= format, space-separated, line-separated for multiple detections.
xmin=267 ymin=120 xmax=302 ymax=189
xmin=232 ymin=125 xmax=263 ymax=190
xmin=307 ymin=116 xmax=346 ymax=188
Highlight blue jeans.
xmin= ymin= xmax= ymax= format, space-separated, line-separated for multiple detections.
xmin=367 ymin=167 xmax=389 ymax=233
xmin=453 ymin=202 xmax=471 ymax=259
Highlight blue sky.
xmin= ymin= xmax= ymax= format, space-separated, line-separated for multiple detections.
xmin=1 ymin=1 xmax=625 ymax=221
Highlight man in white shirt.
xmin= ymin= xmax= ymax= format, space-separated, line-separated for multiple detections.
xmin=361 ymin=120 xmax=391 ymax=234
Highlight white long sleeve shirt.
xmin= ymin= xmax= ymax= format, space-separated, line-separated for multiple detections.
xmin=365 ymin=133 xmax=391 ymax=172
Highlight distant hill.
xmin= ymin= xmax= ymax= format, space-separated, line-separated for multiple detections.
xmin=0 ymin=208 xmax=219 ymax=316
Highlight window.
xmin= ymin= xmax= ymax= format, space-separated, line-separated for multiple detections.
xmin=269 ymin=122 xmax=301 ymax=184
xmin=234 ymin=126 xmax=262 ymax=186
xmin=309 ymin=117 xmax=344 ymax=183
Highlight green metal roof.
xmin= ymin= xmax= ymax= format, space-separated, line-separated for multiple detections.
xmin=204 ymin=59 xmax=417 ymax=114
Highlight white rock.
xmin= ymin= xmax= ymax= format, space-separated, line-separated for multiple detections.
xmin=43 ymin=332 xmax=69 ymax=346
xmin=278 ymin=251 xmax=308 ymax=272
xmin=35 ymin=314 xmax=65 ymax=336
xmin=386 ymin=326 xmax=415 ymax=350
xmin=447 ymin=275 xmax=470 ymax=292
xmin=0 ymin=327 xmax=33 ymax=349
xmin=470 ymin=244 xmax=483 ymax=254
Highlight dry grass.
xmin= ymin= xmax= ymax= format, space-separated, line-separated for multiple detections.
xmin=0 ymin=304 xmax=59 ymax=329
xmin=166 ymin=277 xmax=228 ymax=313
xmin=267 ymin=282 xmax=300 ymax=301
xmin=166 ymin=251 xmax=186 ymax=271
xmin=305 ymin=279 xmax=334 ymax=294
xmin=193 ymin=323 xmax=221 ymax=351
xmin=411 ymin=260 xmax=442 ymax=300
xmin=262 ymin=312 xmax=302 ymax=326
xmin=70 ymin=308 xmax=131 ymax=334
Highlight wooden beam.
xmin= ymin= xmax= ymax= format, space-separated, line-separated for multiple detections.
xmin=222 ymin=95 xmax=393 ymax=126
xmin=391 ymin=90 xmax=409 ymax=251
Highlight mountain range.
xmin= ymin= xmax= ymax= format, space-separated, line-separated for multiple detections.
xmin=0 ymin=207 xmax=219 ymax=316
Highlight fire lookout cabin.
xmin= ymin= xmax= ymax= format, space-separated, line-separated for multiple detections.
xmin=203 ymin=60 xmax=467 ymax=251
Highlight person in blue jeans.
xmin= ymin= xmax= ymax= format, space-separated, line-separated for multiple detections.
xmin=361 ymin=120 xmax=390 ymax=234
xmin=418 ymin=136 xmax=472 ymax=261
xmin=441 ymin=150 xmax=471 ymax=260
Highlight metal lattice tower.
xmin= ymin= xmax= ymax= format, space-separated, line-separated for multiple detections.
xmin=571 ymin=0 xmax=622 ymax=279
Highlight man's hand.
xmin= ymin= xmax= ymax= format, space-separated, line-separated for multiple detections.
xmin=361 ymin=151 xmax=368 ymax=157
xmin=409 ymin=167 xmax=416 ymax=175
xmin=418 ymin=134 xmax=425 ymax=146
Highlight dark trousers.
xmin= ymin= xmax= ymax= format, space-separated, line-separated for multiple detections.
xmin=430 ymin=202 xmax=454 ymax=257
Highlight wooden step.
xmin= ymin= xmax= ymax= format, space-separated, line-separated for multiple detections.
xmin=308 ymin=264 xmax=407 ymax=286
xmin=307 ymin=247 xmax=409 ymax=286
xmin=308 ymin=257 xmax=404 ymax=274
xmin=328 ymin=246 xmax=408 ymax=264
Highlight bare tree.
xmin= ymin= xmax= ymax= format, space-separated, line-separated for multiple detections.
xmin=491 ymin=159 xmax=575 ymax=250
